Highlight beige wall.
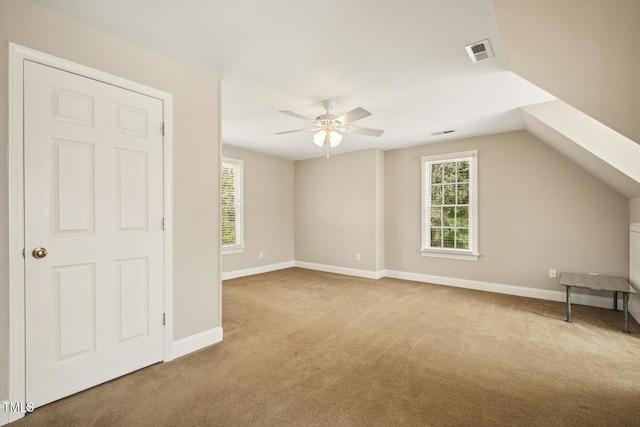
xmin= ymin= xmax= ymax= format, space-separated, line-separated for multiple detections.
xmin=385 ymin=131 xmax=629 ymax=289
xmin=494 ymin=0 xmax=640 ymax=144
xmin=0 ymin=0 xmax=221 ymax=399
xmin=222 ymin=145 xmax=294 ymax=273
xmin=631 ymin=198 xmax=640 ymax=224
xmin=295 ymin=149 xmax=384 ymax=273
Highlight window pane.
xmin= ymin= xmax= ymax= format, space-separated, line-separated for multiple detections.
xmin=443 ymin=207 xmax=455 ymax=227
xmin=456 ymin=228 xmax=469 ymax=249
xmin=422 ymin=153 xmax=476 ymax=256
xmin=430 ymin=228 xmax=442 ymax=247
xmin=221 ymin=168 xmax=235 ymax=205
xmin=443 ymin=162 xmax=457 ymax=183
xmin=444 ymin=185 xmax=456 ymax=204
xmin=221 ymin=206 xmax=236 ymax=245
xmin=222 ymin=231 xmax=236 ymax=245
xmin=430 ymin=207 xmax=442 ymax=227
xmin=221 ymin=205 xmax=236 ymax=222
xmin=431 ymin=163 xmax=443 ymax=184
xmin=431 ymin=185 xmax=443 ymax=204
xmin=456 ymin=207 xmax=468 ymax=227
xmin=457 ymin=184 xmax=469 ymax=204
xmin=457 ymin=161 xmax=469 ymax=182
xmin=443 ymin=228 xmax=455 ymax=248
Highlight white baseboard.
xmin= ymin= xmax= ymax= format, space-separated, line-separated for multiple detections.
xmin=384 ymin=269 xmax=631 ymax=311
xmin=264 ymin=262 xmax=635 ymax=321
xmin=172 ymin=327 xmax=223 ymax=360
xmin=294 ymin=261 xmax=384 ymax=280
xmin=0 ymin=331 xmax=225 ymax=425
xmin=275 ymin=261 xmax=593 ymax=307
xmin=222 ymin=261 xmax=295 ymax=280
xmin=374 ymin=269 xmax=386 ymax=279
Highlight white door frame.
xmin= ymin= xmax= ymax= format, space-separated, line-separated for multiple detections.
xmin=8 ymin=43 xmax=174 ymax=423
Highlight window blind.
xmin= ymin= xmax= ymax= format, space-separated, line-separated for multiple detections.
xmin=221 ymin=158 xmax=243 ymax=249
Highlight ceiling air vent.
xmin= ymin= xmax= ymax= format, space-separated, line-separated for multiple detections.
xmin=465 ymin=39 xmax=493 ymax=64
xmin=430 ymin=130 xmax=455 ymax=136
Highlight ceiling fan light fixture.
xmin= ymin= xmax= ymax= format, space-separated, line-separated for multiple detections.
xmin=329 ymin=131 xmax=342 ymax=147
xmin=276 ymin=100 xmax=384 ymax=157
xmin=313 ymin=130 xmax=326 ymax=147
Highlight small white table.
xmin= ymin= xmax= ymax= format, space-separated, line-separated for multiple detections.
xmin=560 ymin=273 xmax=636 ymax=333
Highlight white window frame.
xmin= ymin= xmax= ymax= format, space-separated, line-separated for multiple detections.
xmin=421 ymin=150 xmax=479 ymax=261
xmin=221 ymin=157 xmax=244 ymax=255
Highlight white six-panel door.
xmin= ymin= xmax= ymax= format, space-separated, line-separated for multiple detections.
xmin=24 ymin=60 xmax=165 ymax=407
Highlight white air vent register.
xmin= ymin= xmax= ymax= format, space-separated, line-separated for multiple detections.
xmin=465 ymin=39 xmax=494 ymax=64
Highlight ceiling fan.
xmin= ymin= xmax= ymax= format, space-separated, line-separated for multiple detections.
xmin=275 ymin=100 xmax=385 ymax=157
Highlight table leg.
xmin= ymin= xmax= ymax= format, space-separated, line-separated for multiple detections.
xmin=566 ymin=286 xmax=572 ymax=323
xmin=614 ymin=291 xmax=618 ymax=311
xmin=623 ymin=292 xmax=630 ymax=333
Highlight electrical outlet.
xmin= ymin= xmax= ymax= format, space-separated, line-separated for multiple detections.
xmin=259 ymin=251 xmax=264 ymax=259
xmin=355 ymin=254 xmax=361 ymax=262
xmin=549 ymin=269 xmax=557 ymax=279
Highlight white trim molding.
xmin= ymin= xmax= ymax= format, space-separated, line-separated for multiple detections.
xmin=8 ymin=43 xmax=174 ymax=421
xmin=383 ymin=270 xmax=633 ymax=311
xmin=420 ymin=248 xmax=479 ymax=261
xmin=421 ymin=150 xmax=479 ymax=261
xmin=222 ymin=261 xmax=295 ymax=280
xmin=295 ymin=261 xmax=385 ymax=280
xmin=172 ymin=327 xmax=223 ymax=360
xmin=288 ymin=262 xmax=634 ymax=315
xmin=222 ymin=246 xmax=245 ymax=255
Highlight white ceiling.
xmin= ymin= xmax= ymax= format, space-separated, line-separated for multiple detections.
xmin=33 ymin=0 xmax=555 ymax=160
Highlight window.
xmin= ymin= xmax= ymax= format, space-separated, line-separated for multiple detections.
xmin=221 ymin=157 xmax=244 ymax=254
xmin=421 ymin=151 xmax=478 ymax=261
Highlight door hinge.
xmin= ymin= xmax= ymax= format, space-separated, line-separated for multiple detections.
xmin=162 ymin=122 xmax=166 ymax=136
xmin=22 ymin=248 xmax=25 ymax=258
xmin=162 ymin=218 xmax=166 ymax=230
xmin=162 ymin=313 xmax=166 ymax=326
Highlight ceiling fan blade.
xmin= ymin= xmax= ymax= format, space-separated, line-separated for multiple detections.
xmin=279 ymin=110 xmax=315 ymax=121
xmin=335 ymin=107 xmax=371 ymax=124
xmin=339 ymin=125 xmax=385 ymax=137
xmin=274 ymin=128 xmax=318 ymax=135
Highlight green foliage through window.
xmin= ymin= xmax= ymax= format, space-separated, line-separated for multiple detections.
xmin=428 ymin=160 xmax=469 ymax=250
xmin=221 ymin=165 xmax=238 ymax=246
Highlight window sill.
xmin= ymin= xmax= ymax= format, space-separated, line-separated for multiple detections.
xmin=222 ymin=246 xmax=244 ymax=255
xmin=420 ymin=248 xmax=479 ymax=261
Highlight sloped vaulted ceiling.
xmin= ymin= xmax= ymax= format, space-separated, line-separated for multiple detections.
xmin=521 ymin=100 xmax=640 ymax=199
xmin=30 ymin=0 xmax=639 ymax=183
xmin=494 ymin=0 xmax=640 ymax=145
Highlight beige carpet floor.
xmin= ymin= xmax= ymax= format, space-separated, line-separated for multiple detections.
xmin=11 ymin=268 xmax=640 ymax=426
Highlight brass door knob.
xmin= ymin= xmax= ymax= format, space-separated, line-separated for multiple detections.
xmin=32 ymin=247 xmax=48 ymax=259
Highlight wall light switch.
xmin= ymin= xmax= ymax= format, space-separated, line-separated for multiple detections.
xmin=259 ymin=251 xmax=264 ymax=259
